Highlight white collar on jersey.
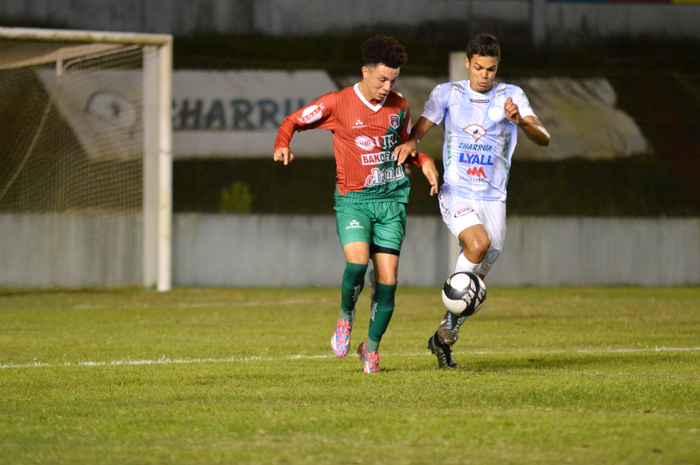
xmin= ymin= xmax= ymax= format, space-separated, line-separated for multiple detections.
xmin=353 ymin=83 xmax=387 ymax=112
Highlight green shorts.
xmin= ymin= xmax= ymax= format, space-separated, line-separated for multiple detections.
xmin=335 ymin=201 xmax=406 ymax=253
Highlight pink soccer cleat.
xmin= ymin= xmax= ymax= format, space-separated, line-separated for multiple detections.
xmin=330 ymin=318 xmax=353 ymax=358
xmin=357 ymin=341 xmax=381 ymax=373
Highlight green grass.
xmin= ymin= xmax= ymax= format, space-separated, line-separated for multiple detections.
xmin=1 ymin=287 xmax=699 ymax=464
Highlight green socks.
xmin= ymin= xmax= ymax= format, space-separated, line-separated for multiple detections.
xmin=366 ymin=283 xmax=397 ymax=353
xmin=340 ymin=262 xmax=367 ymax=322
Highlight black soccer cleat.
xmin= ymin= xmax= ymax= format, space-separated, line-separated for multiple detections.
xmin=436 ymin=311 xmax=464 ymax=346
xmin=427 ymin=332 xmax=457 ymax=369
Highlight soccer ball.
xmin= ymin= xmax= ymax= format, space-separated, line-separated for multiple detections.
xmin=441 ymin=272 xmax=487 ymax=317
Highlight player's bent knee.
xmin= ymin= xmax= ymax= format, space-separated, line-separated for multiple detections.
xmin=463 ymin=239 xmax=490 ymax=263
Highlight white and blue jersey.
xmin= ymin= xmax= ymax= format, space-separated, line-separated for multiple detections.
xmin=422 ymin=80 xmax=536 ymax=201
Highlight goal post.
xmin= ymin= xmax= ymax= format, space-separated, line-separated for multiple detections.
xmin=0 ymin=27 xmax=172 ymax=291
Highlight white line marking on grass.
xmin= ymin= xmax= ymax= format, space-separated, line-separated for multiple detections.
xmin=177 ymin=298 xmax=322 ymax=308
xmin=2 ymin=346 xmax=699 ymax=370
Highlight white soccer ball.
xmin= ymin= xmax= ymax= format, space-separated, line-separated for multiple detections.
xmin=441 ymin=272 xmax=487 ymax=317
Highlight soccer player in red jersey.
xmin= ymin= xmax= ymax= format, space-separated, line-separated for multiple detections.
xmin=274 ymin=36 xmax=439 ymax=373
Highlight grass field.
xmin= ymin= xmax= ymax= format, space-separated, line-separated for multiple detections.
xmin=1 ymin=286 xmax=699 ymax=464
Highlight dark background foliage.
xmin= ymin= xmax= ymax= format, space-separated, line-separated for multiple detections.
xmin=171 ymin=23 xmax=700 ymax=216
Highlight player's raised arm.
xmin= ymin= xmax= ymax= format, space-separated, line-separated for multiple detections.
xmin=504 ymin=97 xmax=550 ymax=147
xmin=394 ymin=117 xmax=436 ymax=164
xmin=273 ymin=93 xmax=337 ymax=166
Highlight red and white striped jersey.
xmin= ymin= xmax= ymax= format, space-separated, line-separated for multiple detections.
xmin=275 ymin=83 xmax=430 ymax=204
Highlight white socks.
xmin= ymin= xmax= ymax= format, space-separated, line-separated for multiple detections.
xmin=455 ymin=253 xmax=480 ymax=274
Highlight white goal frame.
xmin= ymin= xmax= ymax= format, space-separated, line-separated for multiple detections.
xmin=0 ymin=27 xmax=173 ymax=291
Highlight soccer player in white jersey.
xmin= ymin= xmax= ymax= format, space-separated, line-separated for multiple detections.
xmin=394 ymin=33 xmax=550 ymax=369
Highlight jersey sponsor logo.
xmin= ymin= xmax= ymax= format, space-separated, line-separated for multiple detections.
xmin=459 ymin=152 xmax=494 ymax=165
xmin=454 ymin=207 xmax=473 ymax=218
xmin=355 ymin=134 xmax=401 ymax=151
xmin=345 ymin=220 xmax=364 ymax=230
xmin=365 ymin=166 xmax=405 ymax=187
xmin=361 ymin=151 xmax=394 ymax=165
xmin=466 ymin=166 xmax=488 ymax=179
xmin=298 ymin=103 xmax=325 ymax=125
xmin=470 ymin=99 xmax=490 ymax=103
xmin=389 ymin=114 xmax=401 ymax=129
xmin=352 ymin=119 xmax=367 ymax=129
xmin=501 ymin=132 xmax=512 ymax=162
xmin=464 ymin=124 xmax=486 ymax=142
xmin=458 ymin=142 xmax=492 ymax=152
xmin=355 ymin=136 xmax=375 ymax=151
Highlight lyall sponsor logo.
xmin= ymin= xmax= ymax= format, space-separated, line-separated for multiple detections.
xmin=459 ymin=152 xmax=493 ymax=165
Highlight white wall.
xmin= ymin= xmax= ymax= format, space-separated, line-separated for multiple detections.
xmin=171 ymin=214 xmax=700 ymax=288
xmin=2 ymin=214 xmax=698 ymax=288
xmin=0 ymin=213 xmax=142 ymax=288
xmin=171 ymin=214 xmax=452 ymax=287
xmin=492 ymin=217 xmax=700 ymax=287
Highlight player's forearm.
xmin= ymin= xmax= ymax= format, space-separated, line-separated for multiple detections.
xmin=406 ymin=152 xmax=433 ymax=168
xmin=274 ymin=117 xmax=297 ymax=150
xmin=408 ymin=117 xmax=435 ymax=146
xmin=520 ymin=118 xmax=550 ymax=147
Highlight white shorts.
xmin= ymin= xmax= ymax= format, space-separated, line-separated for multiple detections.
xmin=438 ymin=189 xmax=506 ymax=277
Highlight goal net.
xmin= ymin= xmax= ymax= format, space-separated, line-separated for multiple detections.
xmin=0 ymin=28 xmax=172 ymax=290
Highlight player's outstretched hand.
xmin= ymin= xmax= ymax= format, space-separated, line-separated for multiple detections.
xmin=504 ymin=97 xmax=523 ymax=126
xmin=393 ymin=140 xmax=418 ymax=164
xmin=273 ymin=147 xmax=295 ymax=165
xmin=421 ymin=158 xmax=439 ymax=196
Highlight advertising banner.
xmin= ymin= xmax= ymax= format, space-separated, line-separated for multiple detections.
xmin=36 ymin=69 xmax=338 ymax=159
xmin=172 ymin=70 xmax=338 ymax=158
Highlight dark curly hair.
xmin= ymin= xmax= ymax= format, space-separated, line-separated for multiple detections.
xmin=361 ymin=35 xmax=408 ymax=69
xmin=466 ymin=33 xmax=501 ymax=61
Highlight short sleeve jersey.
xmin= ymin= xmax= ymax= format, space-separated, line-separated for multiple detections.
xmin=275 ymin=83 xmax=429 ymax=205
xmin=422 ymin=80 xmax=536 ymax=201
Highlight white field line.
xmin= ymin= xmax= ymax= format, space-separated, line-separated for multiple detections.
xmin=71 ymin=298 xmax=326 ymax=310
xmin=2 ymin=346 xmax=699 ymax=370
